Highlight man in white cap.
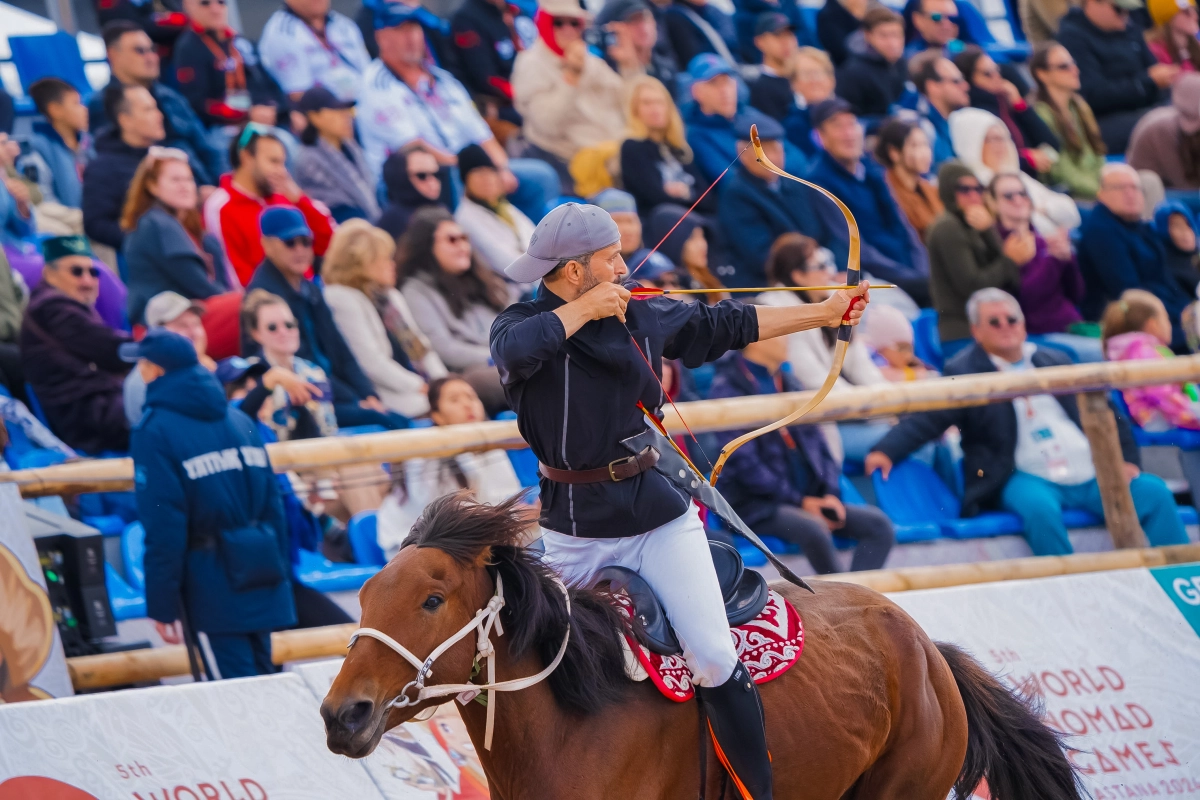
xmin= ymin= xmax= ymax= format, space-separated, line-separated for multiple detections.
xmin=490 ymin=202 xmax=869 ymax=800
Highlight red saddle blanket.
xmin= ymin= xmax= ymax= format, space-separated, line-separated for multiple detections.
xmin=613 ymin=590 xmax=805 ymax=702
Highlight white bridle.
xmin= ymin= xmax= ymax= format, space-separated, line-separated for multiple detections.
xmin=348 ymin=573 xmax=572 ymax=750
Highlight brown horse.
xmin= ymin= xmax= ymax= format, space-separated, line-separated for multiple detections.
xmin=322 ymin=495 xmax=1085 ymax=800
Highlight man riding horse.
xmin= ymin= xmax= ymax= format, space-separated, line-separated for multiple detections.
xmin=490 ymin=203 xmax=869 ymax=800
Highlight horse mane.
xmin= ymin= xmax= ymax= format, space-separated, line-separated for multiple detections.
xmin=402 ymin=492 xmax=631 ymax=716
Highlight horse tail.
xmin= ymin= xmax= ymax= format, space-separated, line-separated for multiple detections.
xmin=936 ymin=642 xmax=1085 ymax=800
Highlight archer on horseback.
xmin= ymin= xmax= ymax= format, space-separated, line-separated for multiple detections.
xmin=489 ymin=202 xmax=869 ymax=800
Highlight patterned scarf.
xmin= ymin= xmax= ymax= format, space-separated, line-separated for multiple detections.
xmin=372 ymin=287 xmax=431 ymax=378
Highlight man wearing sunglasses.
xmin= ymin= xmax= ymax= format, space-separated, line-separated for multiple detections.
xmin=245 ymin=207 xmax=406 ymax=432
xmin=89 ymin=21 xmax=223 ymax=189
xmin=1058 ymin=0 xmax=1179 ymax=152
xmin=866 ymin=287 xmax=1188 ymax=558
xmin=907 ymin=0 xmax=961 ymax=58
xmin=19 ymin=236 xmax=133 ymax=455
xmin=905 ymin=50 xmax=970 ymax=168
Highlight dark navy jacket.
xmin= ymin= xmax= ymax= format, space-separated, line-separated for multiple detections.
xmin=1078 ymin=202 xmax=1191 ymax=350
xmin=244 ymin=259 xmax=377 ymax=404
xmin=491 ymin=285 xmax=758 ymax=537
xmin=1057 ymin=6 xmax=1160 ymax=117
xmin=81 ymin=129 xmax=147 ymax=250
xmin=708 ymin=354 xmax=840 ymax=526
xmin=717 ymin=161 xmax=820 ymax=287
xmin=133 ymin=365 xmax=296 ymax=634
xmin=873 ymin=344 xmax=1139 ymax=517
xmin=805 ymin=150 xmax=931 ymax=305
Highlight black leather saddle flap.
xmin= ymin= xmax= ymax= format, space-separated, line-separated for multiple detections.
xmin=593 ymin=540 xmax=771 ymax=657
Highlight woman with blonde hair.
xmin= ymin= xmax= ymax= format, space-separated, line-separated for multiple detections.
xmin=322 ymin=219 xmax=447 ymax=419
xmin=619 ymin=75 xmax=714 ymax=217
xmin=120 ymin=147 xmax=242 ymax=356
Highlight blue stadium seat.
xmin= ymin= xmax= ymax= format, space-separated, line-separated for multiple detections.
xmin=348 ymin=510 xmax=386 ymax=566
xmin=1110 ymin=390 xmax=1200 ymax=449
xmin=911 ymin=308 xmax=943 ymax=372
xmin=873 ymin=458 xmax=1021 ymax=539
xmin=8 ymin=32 xmax=91 ymax=98
xmin=337 ymin=424 xmax=387 ymax=436
xmin=121 ymin=522 xmax=146 ymax=591
xmin=294 ymin=549 xmax=380 ymax=593
xmin=82 ymin=514 xmax=127 ymax=537
xmin=105 ymin=563 xmax=146 ymax=621
xmin=23 ymin=383 xmax=50 ymax=428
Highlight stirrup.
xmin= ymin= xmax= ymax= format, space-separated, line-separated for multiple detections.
xmin=696 ymin=662 xmax=773 ymax=800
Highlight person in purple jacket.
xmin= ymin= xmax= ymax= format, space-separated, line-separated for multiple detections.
xmin=988 ymin=172 xmax=1102 ymax=363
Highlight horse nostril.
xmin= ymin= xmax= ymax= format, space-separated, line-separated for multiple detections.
xmin=339 ymin=699 xmax=375 ymax=730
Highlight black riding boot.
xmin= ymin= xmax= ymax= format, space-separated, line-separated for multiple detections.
xmin=696 ymin=661 xmax=773 ymax=800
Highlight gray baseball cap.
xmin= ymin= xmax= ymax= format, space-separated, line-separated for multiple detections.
xmin=504 ymin=203 xmax=621 ymax=284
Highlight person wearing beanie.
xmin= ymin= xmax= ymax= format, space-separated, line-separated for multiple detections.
xmin=925 ymin=161 xmax=1022 ymax=356
xmin=510 ymin=0 xmax=626 ymax=188
xmin=19 ymin=235 xmax=133 ymax=454
xmin=454 ymin=142 xmax=536 ymax=281
xmin=126 ymin=328 xmax=297 ymax=680
xmin=860 ymin=304 xmax=935 ymax=381
xmin=1128 ymin=72 xmax=1200 ymax=189
xmin=292 ymin=86 xmax=379 ymax=223
xmin=590 ymin=188 xmax=644 ymax=259
xmin=1145 ymin=0 xmax=1200 ymax=71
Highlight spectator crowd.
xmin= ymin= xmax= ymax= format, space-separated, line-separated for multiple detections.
xmin=2 ymin=0 xmax=1200 ymax=679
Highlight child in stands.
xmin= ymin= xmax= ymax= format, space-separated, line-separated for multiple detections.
xmin=1103 ymin=288 xmax=1200 ymax=431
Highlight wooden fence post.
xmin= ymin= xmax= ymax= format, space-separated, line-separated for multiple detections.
xmin=1076 ymin=391 xmax=1147 ymax=549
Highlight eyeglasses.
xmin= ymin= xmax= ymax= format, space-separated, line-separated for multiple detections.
xmin=282 ymin=236 xmax=313 ymax=249
xmin=197 ymin=0 xmax=226 ymax=5
xmin=999 ymin=189 xmax=1030 ymax=201
xmin=130 ymin=45 xmax=156 ymax=56
xmin=237 ymin=121 xmax=277 ymax=151
xmin=927 ymin=11 xmax=959 ymax=22
xmin=408 ymin=171 xmax=438 ymax=181
xmin=266 ymin=320 xmax=298 ymax=332
xmin=553 ymin=17 xmax=585 ymax=27
xmin=986 ymin=315 xmax=1021 ymax=328
xmin=955 ymin=183 xmax=983 ymax=195
xmin=440 ymin=233 xmax=469 ymax=245
xmin=1046 ymin=60 xmax=1077 ymax=71
xmin=68 ymin=265 xmax=101 ymax=279
xmin=147 ymin=145 xmax=189 ymax=163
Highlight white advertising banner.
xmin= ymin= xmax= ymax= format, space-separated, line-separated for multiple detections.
xmin=293 ymin=659 xmax=489 ymax=799
xmin=0 ymin=674 xmax=384 ymax=799
xmin=889 ymin=568 xmax=1200 ymax=800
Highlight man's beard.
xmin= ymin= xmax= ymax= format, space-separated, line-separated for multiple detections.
xmin=252 ymin=168 xmax=272 ymax=198
xmin=574 ymin=263 xmax=620 ymax=298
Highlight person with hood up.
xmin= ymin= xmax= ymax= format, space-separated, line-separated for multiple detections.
xmin=1154 ymin=201 xmax=1200 ymax=297
xmin=834 ymin=5 xmax=908 ymax=122
xmin=949 ymin=107 xmax=1081 ymax=236
xmin=375 ymin=146 xmax=449 ymax=241
xmin=952 ymin=45 xmax=1060 ymax=177
xmin=926 ymin=161 xmax=1023 ymax=356
xmin=127 ymin=328 xmax=296 ymax=679
xmin=1128 ymin=73 xmax=1200 ymax=191
xmin=510 ymin=0 xmax=626 ymax=188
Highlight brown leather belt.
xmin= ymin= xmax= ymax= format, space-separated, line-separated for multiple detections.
xmin=539 ymin=447 xmax=659 ymax=484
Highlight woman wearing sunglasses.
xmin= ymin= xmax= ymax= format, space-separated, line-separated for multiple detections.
xmin=510 ymin=0 xmax=626 ymax=192
xmin=987 ymin=171 xmax=1101 ymax=362
xmin=1029 ymin=42 xmax=1107 ymax=200
xmin=926 ymin=160 xmax=1024 ymax=360
xmin=399 ymin=207 xmax=515 ymax=414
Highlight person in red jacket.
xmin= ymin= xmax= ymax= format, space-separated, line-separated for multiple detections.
xmin=203 ymin=124 xmax=334 ymax=286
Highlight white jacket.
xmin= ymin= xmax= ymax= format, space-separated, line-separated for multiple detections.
xmin=759 ymin=291 xmax=887 ymax=392
xmin=455 ymin=197 xmax=536 ymax=278
xmin=323 ymin=283 xmax=447 ymax=418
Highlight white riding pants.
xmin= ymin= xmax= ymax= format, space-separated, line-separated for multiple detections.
xmin=541 ymin=507 xmax=739 ymax=687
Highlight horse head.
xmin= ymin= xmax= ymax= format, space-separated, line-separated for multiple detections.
xmin=320 ymin=493 xmax=528 ymax=758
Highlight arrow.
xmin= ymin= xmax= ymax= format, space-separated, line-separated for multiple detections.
xmin=629 ymin=283 xmax=894 ymax=298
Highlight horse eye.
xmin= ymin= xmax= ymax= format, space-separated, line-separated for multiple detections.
xmin=423 ymin=595 xmax=444 ymax=611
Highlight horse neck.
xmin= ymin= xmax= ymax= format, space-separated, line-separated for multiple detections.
xmin=454 ymin=632 xmax=573 ymax=797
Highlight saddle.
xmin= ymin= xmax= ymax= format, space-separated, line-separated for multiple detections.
xmin=592 ymin=540 xmax=770 ymax=656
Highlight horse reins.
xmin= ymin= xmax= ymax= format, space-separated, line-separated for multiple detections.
xmin=347 ymin=573 xmax=572 ymax=751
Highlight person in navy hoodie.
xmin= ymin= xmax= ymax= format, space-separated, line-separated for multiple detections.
xmin=128 ymin=328 xmax=296 ymax=679
xmin=716 ymin=110 xmax=820 ymax=286
xmin=709 ymin=334 xmax=895 ymax=573
xmin=805 ymin=97 xmax=931 ymax=305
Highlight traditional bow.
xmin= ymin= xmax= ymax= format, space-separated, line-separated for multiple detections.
xmin=707 ymin=124 xmax=863 ymax=485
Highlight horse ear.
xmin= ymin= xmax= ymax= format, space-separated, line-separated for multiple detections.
xmin=473 ymin=546 xmax=494 ymax=569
